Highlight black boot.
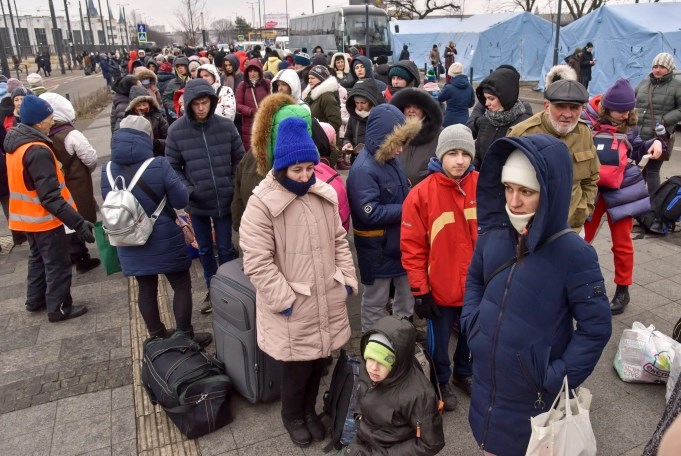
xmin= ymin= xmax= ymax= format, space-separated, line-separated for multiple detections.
xmin=284 ymin=418 xmax=311 ymax=448
xmin=177 ymin=327 xmax=213 ymax=348
xmin=610 ymin=285 xmax=630 ymax=315
xmin=75 ymin=256 xmax=101 ymax=274
xmin=148 ymin=324 xmax=175 ymax=339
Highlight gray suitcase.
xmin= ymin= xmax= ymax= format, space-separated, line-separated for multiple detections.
xmin=210 ymin=258 xmax=282 ymax=403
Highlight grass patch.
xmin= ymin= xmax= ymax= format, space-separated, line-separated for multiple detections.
xmin=73 ymin=87 xmax=112 ymax=119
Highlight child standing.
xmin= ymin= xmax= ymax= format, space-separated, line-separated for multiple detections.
xmin=401 ymin=124 xmax=477 ymax=411
xmin=338 ymin=315 xmax=445 ymax=455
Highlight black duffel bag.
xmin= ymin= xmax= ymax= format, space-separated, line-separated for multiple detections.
xmin=142 ymin=332 xmax=233 ymax=439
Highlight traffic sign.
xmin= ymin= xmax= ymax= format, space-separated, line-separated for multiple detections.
xmin=137 ymin=23 xmax=147 ymax=33
xmin=237 ymin=34 xmax=245 ymax=41
xmin=138 ymin=32 xmax=147 ymax=43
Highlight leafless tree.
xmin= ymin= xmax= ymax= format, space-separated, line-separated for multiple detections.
xmin=381 ymin=0 xmax=461 ymax=19
xmin=562 ymin=0 xmax=606 ymax=21
xmin=211 ymin=19 xmax=235 ymax=44
xmin=503 ymin=0 xmax=537 ymax=11
xmin=175 ymin=0 xmax=206 ymax=47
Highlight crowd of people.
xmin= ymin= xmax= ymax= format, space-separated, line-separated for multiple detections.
xmin=1 ymin=39 xmax=680 ymax=455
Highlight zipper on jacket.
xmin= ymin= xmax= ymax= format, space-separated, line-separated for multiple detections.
xmin=480 ymin=262 xmax=517 ymax=448
xmin=201 ymin=124 xmax=221 ymax=217
xmin=467 ymin=324 xmax=481 ymax=362
xmin=515 ymin=353 xmax=545 ymax=409
xmin=416 ymin=420 xmax=422 ymax=439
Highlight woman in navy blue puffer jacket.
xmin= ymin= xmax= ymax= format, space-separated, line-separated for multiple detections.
xmin=461 ymin=134 xmax=612 ymax=456
xmin=101 ymin=116 xmax=205 ymax=342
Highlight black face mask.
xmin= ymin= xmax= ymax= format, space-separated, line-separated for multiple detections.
xmin=281 ymin=173 xmax=316 ymax=196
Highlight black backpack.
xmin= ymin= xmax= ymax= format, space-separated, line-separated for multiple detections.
xmin=141 ymin=332 xmax=233 ymax=439
xmin=639 ymin=176 xmax=681 ymax=234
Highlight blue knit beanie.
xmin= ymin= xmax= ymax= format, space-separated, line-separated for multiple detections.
xmin=273 ymin=117 xmax=319 ymax=171
xmin=20 ymin=94 xmax=54 ymax=126
xmin=294 ymin=52 xmax=310 ymax=66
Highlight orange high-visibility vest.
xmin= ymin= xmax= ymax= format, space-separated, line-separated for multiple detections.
xmin=6 ymin=141 xmax=76 ymax=232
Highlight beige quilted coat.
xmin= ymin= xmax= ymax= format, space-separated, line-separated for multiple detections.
xmin=240 ymin=172 xmax=358 ymax=362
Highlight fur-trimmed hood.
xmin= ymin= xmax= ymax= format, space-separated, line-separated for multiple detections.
xmin=251 ymin=92 xmax=312 ymax=176
xmin=544 ymin=64 xmax=578 ymax=88
xmin=389 ymin=88 xmax=442 ymax=146
xmin=302 ymin=75 xmax=339 ymax=101
xmin=331 ymin=52 xmax=350 ymax=76
xmin=365 ymin=104 xmax=422 ymax=164
xmin=135 ymin=68 xmax=158 ymax=85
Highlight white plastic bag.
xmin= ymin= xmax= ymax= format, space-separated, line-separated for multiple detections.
xmin=614 ymin=321 xmax=680 ymax=383
xmin=526 ymin=376 xmax=596 ymax=456
xmin=666 ymin=344 xmax=681 ymax=401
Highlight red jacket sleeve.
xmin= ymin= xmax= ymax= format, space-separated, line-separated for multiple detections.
xmin=400 ymin=188 xmax=430 ymax=296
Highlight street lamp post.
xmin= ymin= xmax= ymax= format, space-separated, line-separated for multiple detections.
xmin=48 ymin=0 xmax=67 ymax=74
xmin=552 ymin=0 xmax=562 ymax=66
xmin=97 ymin=0 xmax=108 ymax=45
xmin=63 ymin=0 xmax=75 ymax=63
xmin=122 ymin=6 xmax=130 ymax=46
xmin=78 ymin=1 xmax=86 ymax=48
xmin=0 ymin=0 xmax=10 ymax=77
xmin=5 ymin=0 xmax=21 ymax=57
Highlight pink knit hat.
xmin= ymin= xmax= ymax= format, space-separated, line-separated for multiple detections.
xmin=318 ymin=121 xmax=336 ymax=145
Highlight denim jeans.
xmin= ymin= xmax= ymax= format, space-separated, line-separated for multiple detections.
xmin=191 ymin=214 xmax=236 ymax=287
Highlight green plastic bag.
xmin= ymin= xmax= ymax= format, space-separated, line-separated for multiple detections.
xmin=94 ymin=221 xmax=121 ymax=275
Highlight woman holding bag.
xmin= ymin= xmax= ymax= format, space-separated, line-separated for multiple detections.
xmin=581 ymin=78 xmax=663 ymax=315
xmin=461 ymin=134 xmax=611 ymax=456
xmin=101 ymin=115 xmax=211 ymax=346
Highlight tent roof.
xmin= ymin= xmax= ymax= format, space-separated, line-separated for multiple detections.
xmin=590 ymin=3 xmax=681 ymax=33
xmin=393 ymin=12 xmax=522 ymax=34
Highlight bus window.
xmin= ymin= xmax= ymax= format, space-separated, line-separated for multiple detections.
xmin=345 ymin=14 xmax=389 ymax=46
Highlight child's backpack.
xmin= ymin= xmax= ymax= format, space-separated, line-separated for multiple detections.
xmin=101 ymin=157 xmax=166 ymax=246
xmin=322 ymin=349 xmax=362 ymax=453
xmin=413 ymin=342 xmax=445 ymax=415
xmin=638 ymin=176 xmax=681 ymax=234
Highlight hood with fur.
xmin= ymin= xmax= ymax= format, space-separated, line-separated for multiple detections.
xmin=251 ymin=92 xmax=312 ymax=175
xmin=302 ymin=75 xmax=339 ymax=102
xmin=389 ymin=88 xmax=443 ymax=146
xmin=544 ymin=64 xmax=578 ymax=88
xmin=365 ymin=104 xmax=422 ymax=164
xmin=135 ymin=68 xmax=158 ymax=85
xmin=272 ymin=69 xmax=303 ymax=101
xmin=331 ymin=52 xmax=350 ymax=76
xmin=125 ymin=85 xmax=160 ymax=112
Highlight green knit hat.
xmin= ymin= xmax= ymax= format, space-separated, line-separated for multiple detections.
xmin=364 ymin=334 xmax=396 ymax=369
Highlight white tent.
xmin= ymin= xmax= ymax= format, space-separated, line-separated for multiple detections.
xmin=391 ymin=12 xmax=553 ymax=82
xmin=539 ymin=4 xmax=681 ymax=95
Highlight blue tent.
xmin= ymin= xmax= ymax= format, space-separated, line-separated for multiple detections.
xmin=539 ymin=4 xmax=681 ymax=95
xmin=391 ymin=12 xmax=553 ymax=82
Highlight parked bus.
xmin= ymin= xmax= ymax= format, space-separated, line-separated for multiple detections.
xmin=289 ymin=6 xmax=392 ymax=62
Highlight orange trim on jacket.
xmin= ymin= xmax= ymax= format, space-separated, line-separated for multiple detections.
xmin=400 ymin=169 xmax=478 ymax=306
xmin=6 ymin=141 xmax=76 ymax=232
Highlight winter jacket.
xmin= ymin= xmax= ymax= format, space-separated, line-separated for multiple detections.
xmin=331 ymin=52 xmax=354 ymax=89
xmin=439 ymin=74 xmax=475 ymax=127
xmin=125 ymin=86 xmax=169 ymax=156
xmin=347 ymin=105 xmax=421 ymax=285
xmin=351 ymin=56 xmax=387 ymax=93
xmin=262 ymin=55 xmax=281 ymax=74
xmin=401 ymin=159 xmax=478 ymax=306
xmin=101 ymin=128 xmax=191 ymax=277
xmin=398 ymin=46 xmax=409 ymax=61
xmin=197 ymin=63 xmax=237 ymax=120
xmin=390 ymin=88 xmax=443 ymax=187
xmin=236 ymin=58 xmax=271 ymax=150
xmin=468 ymin=69 xmax=531 ymax=168
xmin=461 ymin=134 xmax=611 ymax=456
xmin=162 ymin=57 xmax=191 ymax=121
xmin=156 ymin=70 xmax=175 ymax=95
xmin=429 ymin=48 xmax=441 ymax=65
xmin=581 ymin=95 xmax=652 ymax=222
xmin=315 ymin=162 xmax=351 ymax=233
xmin=347 ymin=316 xmax=445 ymax=456
xmin=165 ymin=79 xmax=244 ymax=217
xmin=344 ymin=79 xmax=384 ymax=150
xmin=563 ymin=56 xmax=581 ymax=80
xmin=507 ymin=113 xmax=599 ymax=230
xmin=302 ymin=76 xmax=342 ymax=135
xmin=272 ymin=68 xmax=306 ymax=103
xmin=220 ymin=54 xmax=244 ymax=91
xmin=383 ymin=60 xmax=420 ymax=102
xmin=635 ymin=71 xmax=681 ymax=157
xmin=579 ymin=49 xmax=595 ymax=81
xmin=239 ymin=171 xmax=358 ymax=362
xmin=110 ymin=75 xmax=138 ymax=133
xmin=3 ymin=123 xmax=84 ymax=231
xmin=374 ymin=63 xmax=390 ymax=86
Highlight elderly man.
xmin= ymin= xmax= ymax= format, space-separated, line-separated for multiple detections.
xmin=507 ymin=79 xmax=599 ymax=233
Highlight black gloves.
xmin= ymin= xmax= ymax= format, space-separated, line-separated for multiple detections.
xmin=75 ymin=220 xmax=95 ymax=243
xmin=414 ymin=293 xmax=441 ymax=320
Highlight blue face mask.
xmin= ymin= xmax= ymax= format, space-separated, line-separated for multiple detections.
xmin=141 ymin=79 xmax=150 ymax=86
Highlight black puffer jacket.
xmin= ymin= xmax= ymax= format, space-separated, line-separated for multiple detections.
xmin=165 ymin=78 xmax=245 ymax=217
xmin=344 ymin=78 xmax=385 ymax=148
xmin=3 ymin=123 xmax=85 ymax=230
xmin=389 ymin=88 xmax=443 ymax=187
xmin=467 ymin=68 xmax=530 ymax=169
xmin=125 ymin=86 xmax=169 ymax=156
xmin=346 ymin=316 xmax=445 ymax=456
xmin=110 ymin=75 xmax=138 ymax=133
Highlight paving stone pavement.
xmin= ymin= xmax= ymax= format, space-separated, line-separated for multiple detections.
xmin=1 ymin=97 xmax=681 ymax=455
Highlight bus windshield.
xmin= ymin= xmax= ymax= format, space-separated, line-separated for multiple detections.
xmin=344 ymin=13 xmax=390 ymax=46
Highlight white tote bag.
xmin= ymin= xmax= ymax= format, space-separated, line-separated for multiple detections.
xmin=525 ymin=376 xmax=597 ymax=456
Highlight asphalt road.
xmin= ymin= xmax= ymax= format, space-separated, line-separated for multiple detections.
xmin=38 ymin=69 xmax=109 ymax=102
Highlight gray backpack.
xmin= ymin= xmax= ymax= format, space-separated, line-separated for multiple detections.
xmin=101 ymin=158 xmax=166 ymax=246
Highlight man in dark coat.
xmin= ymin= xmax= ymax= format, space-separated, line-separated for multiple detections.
xmin=579 ymin=42 xmax=596 ymax=89
xmin=398 ymin=44 xmax=409 ymax=61
xmin=162 ymin=56 xmax=191 ymax=125
xmin=165 ymin=78 xmax=245 ymax=313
